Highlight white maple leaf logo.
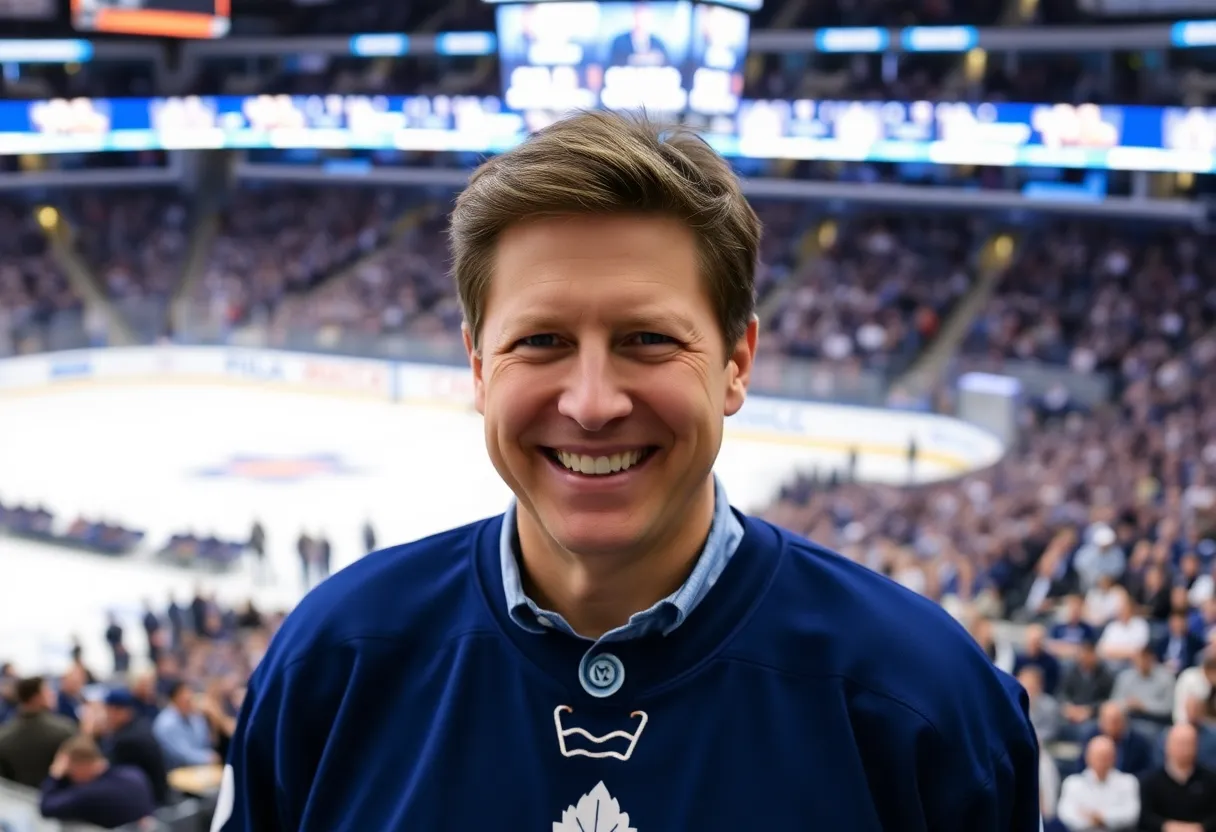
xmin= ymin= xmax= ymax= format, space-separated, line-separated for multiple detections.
xmin=553 ymin=781 xmax=637 ymax=832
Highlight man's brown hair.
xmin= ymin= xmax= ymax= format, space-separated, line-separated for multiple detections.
xmin=15 ymin=676 xmax=45 ymax=706
xmin=60 ymin=734 xmax=103 ymax=763
xmin=449 ymin=109 xmax=761 ymax=352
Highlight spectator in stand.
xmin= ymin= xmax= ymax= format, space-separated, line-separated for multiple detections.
xmin=1087 ymin=575 xmax=1125 ymax=628
xmin=1099 ymin=590 xmax=1153 ymax=666
xmin=1057 ymin=735 xmax=1140 ymax=832
xmin=127 ymin=671 xmax=160 ymax=723
xmin=39 ymin=734 xmax=155 ymax=830
xmin=1015 ymin=624 xmax=1063 ymax=695
xmin=0 ymin=676 xmax=76 ymax=787
xmin=97 ymin=689 xmax=169 ymax=806
xmin=55 ymin=664 xmax=85 ymax=724
xmin=1083 ymin=701 xmax=1154 ymax=777
xmin=1059 ymin=640 xmax=1116 ymax=740
xmin=1158 ymin=611 xmax=1207 ymax=678
xmin=0 ymin=665 xmax=15 ymax=724
xmin=1110 ymin=646 xmax=1177 ymax=731
xmin=1048 ymin=594 xmax=1099 ymax=661
xmin=1074 ymin=525 xmax=1126 ymax=594
xmin=1020 ymin=665 xmax=1062 ymax=744
xmin=1042 ymin=744 xmax=1062 ymax=831
xmin=1156 ymin=697 xmax=1216 ymax=772
xmin=1138 ymin=723 xmax=1216 ymax=832
xmin=1175 ymin=653 xmax=1216 ymax=728
xmin=152 ymin=681 xmax=218 ymax=770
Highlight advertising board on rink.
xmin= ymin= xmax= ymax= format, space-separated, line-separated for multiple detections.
xmin=0 ymin=346 xmax=1005 ymax=473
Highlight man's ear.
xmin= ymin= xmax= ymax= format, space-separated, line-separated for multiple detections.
xmin=462 ymin=323 xmax=486 ymax=415
xmin=723 ymin=316 xmax=758 ymax=418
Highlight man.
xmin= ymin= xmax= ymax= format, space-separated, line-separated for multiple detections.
xmin=55 ymin=664 xmax=86 ymax=724
xmin=212 ymin=110 xmax=1039 ymax=831
xmin=1083 ymin=701 xmax=1154 ymax=777
xmin=153 ymin=681 xmax=218 ymax=770
xmin=1059 ymin=639 xmax=1116 ymax=740
xmin=1175 ymin=651 xmax=1216 ymax=727
xmin=39 ymin=734 xmax=155 ymax=829
xmin=1139 ymin=723 xmax=1216 ymax=831
xmin=1015 ymin=624 xmax=1063 ymax=695
xmin=99 ymin=688 xmax=169 ymax=805
xmin=0 ymin=676 xmax=75 ymax=787
xmin=1020 ymin=665 xmax=1062 ymax=745
xmin=1057 ymin=735 xmax=1140 ymax=831
xmin=1157 ymin=610 xmax=1205 ymax=677
xmin=1110 ymin=645 xmax=1176 ymax=729
xmin=1047 ymin=595 xmax=1098 ymax=662
xmin=1098 ymin=589 xmax=1151 ymax=664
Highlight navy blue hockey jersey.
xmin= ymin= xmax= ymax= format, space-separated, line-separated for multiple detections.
xmin=212 ymin=510 xmax=1039 ymax=831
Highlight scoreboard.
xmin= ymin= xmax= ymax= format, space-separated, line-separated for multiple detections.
xmin=72 ymin=0 xmax=230 ymax=38
xmin=495 ymin=0 xmax=751 ymax=117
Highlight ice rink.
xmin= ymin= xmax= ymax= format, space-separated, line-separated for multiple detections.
xmin=0 ymin=382 xmax=944 ymax=674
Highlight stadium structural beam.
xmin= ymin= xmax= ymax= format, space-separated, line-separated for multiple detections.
xmin=234 ymin=162 xmax=1209 ymax=224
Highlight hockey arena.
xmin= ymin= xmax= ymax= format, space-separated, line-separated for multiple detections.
xmin=0 ymin=346 xmax=999 ymax=673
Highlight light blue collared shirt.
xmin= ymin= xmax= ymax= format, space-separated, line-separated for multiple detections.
xmin=500 ymin=474 xmax=744 ymax=643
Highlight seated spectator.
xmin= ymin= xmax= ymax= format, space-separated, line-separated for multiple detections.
xmin=1042 ymin=744 xmax=1061 ymax=829
xmin=0 ymin=676 xmax=75 ymax=787
xmin=1083 ymin=702 xmax=1154 ymax=777
xmin=1014 ymin=624 xmax=1062 ymax=695
xmin=55 ymin=664 xmax=85 ymax=724
xmin=1139 ymin=723 xmax=1216 ymax=832
xmin=98 ymin=689 xmax=169 ymax=806
xmin=1110 ymin=646 xmax=1176 ymax=729
xmin=152 ymin=680 xmax=218 ymax=770
xmin=1099 ymin=590 xmax=1152 ymax=665
xmin=127 ymin=671 xmax=161 ymax=723
xmin=1020 ymin=665 xmax=1062 ymax=745
xmin=1131 ymin=563 xmax=1173 ymax=624
xmin=1154 ymin=695 xmax=1216 ymax=772
xmin=1059 ymin=640 xmax=1116 ymax=740
xmin=1057 ymin=735 xmax=1140 ymax=831
xmin=1074 ymin=524 xmax=1126 ymax=594
xmin=1086 ymin=575 xmax=1124 ymax=628
xmin=1048 ymin=594 xmax=1099 ymax=661
xmin=1175 ymin=652 xmax=1216 ymax=727
xmin=0 ymin=664 xmax=16 ymax=724
xmin=1157 ymin=610 xmax=1206 ymax=677
xmin=39 ymin=734 xmax=155 ymax=830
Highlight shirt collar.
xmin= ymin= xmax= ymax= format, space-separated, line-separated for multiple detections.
xmin=499 ymin=474 xmax=744 ymax=642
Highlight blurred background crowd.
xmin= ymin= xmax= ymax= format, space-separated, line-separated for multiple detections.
xmin=4 ymin=0 xmax=1216 ymax=829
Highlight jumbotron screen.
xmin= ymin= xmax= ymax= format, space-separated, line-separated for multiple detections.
xmin=72 ymin=0 xmax=231 ymax=38
xmin=496 ymin=0 xmax=750 ymax=116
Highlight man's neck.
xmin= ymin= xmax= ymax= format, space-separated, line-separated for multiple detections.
xmin=517 ymin=478 xmax=717 ymax=638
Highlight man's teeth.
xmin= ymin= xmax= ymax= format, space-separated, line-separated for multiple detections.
xmin=555 ymin=449 xmax=646 ymax=476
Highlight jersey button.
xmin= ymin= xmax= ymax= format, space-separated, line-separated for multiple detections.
xmin=579 ymin=652 xmax=625 ymax=698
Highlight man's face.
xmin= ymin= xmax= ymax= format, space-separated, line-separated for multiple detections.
xmin=466 ymin=214 xmax=756 ymax=563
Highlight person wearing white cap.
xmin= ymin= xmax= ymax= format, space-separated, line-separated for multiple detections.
xmin=1073 ymin=524 xmax=1126 ymax=594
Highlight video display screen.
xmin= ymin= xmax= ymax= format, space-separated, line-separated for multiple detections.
xmin=72 ymin=0 xmax=230 ymax=39
xmin=497 ymin=1 xmax=694 ymax=113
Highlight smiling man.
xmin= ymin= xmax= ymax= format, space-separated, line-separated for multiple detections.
xmin=212 ymin=110 xmax=1040 ymax=831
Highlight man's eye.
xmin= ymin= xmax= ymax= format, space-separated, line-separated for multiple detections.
xmin=629 ymin=332 xmax=676 ymax=346
xmin=517 ymin=334 xmax=561 ymax=348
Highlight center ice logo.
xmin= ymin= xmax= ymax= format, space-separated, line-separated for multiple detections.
xmin=194 ymin=453 xmax=358 ymax=483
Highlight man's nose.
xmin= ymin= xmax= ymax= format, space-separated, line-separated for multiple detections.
xmin=556 ymin=349 xmax=632 ymax=431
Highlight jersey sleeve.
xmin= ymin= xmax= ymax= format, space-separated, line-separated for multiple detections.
xmin=210 ymin=666 xmax=284 ymax=832
xmin=939 ymin=672 xmax=1041 ymax=832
